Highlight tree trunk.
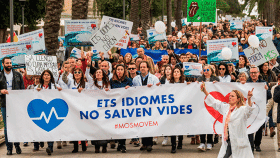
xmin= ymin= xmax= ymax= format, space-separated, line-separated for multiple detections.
xmin=72 ymin=0 xmax=89 ymax=19
xmin=130 ymin=0 xmax=139 ymax=34
xmin=0 ymin=29 xmax=7 ymax=44
xmin=166 ymin=0 xmax=172 ymax=35
xmin=175 ymin=0 xmax=182 ymax=30
xmin=275 ymin=0 xmax=280 ymax=28
xmin=141 ymin=0 xmax=150 ymax=39
xmin=44 ymin=0 xmax=64 ymax=55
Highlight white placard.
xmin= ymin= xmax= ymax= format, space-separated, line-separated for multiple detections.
xmin=25 ymin=55 xmax=58 ymax=77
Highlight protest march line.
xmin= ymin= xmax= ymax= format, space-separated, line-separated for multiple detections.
xmin=7 ymin=83 xmax=266 ymax=142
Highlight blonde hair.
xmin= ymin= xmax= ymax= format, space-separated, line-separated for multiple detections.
xmin=232 ymin=90 xmax=245 ymax=107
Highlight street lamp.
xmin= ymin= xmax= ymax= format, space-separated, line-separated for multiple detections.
xmin=19 ymin=0 xmax=26 ymax=34
xmin=10 ymin=0 xmax=14 ymax=42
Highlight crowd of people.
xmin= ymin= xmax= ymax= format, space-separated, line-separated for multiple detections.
xmin=1 ymin=18 xmax=280 ymax=157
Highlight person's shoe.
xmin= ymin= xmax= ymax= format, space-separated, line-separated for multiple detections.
xmin=121 ymin=146 xmax=126 ymax=153
xmin=140 ymin=145 xmax=147 ymax=150
xmin=214 ymin=135 xmax=219 ymax=144
xmin=57 ymin=144 xmax=62 ymax=149
xmin=62 ymin=141 xmax=67 ymax=146
xmin=177 ymin=144 xmax=182 ymax=149
xmin=40 ymin=142 xmax=44 ymax=148
xmin=117 ymin=144 xmax=122 ymax=151
xmin=72 ymin=149 xmax=78 ymax=153
xmin=171 ymin=145 xmax=176 ymax=153
xmin=33 ymin=148 xmax=39 ymax=152
xmin=7 ymin=150 xmax=12 ymax=155
xmin=95 ymin=146 xmax=100 ymax=153
xmin=134 ymin=141 xmax=140 ymax=147
xmin=23 ymin=142 xmax=28 ymax=146
xmin=82 ymin=145 xmax=87 ymax=152
xmin=153 ymin=137 xmax=158 ymax=145
xmin=255 ymin=146 xmax=261 ymax=152
xmin=197 ymin=143 xmax=206 ymax=151
xmin=270 ymin=127 xmax=276 ymax=137
xmin=147 ymin=145 xmax=153 ymax=152
xmin=196 ymin=135 xmax=200 ymax=144
xmin=265 ymin=127 xmax=268 ymax=136
xmin=206 ymin=143 xmax=212 ymax=150
xmin=102 ymin=147 xmax=107 ymax=153
xmin=110 ymin=141 xmax=116 ymax=149
xmin=162 ymin=137 xmax=168 ymax=146
xmin=16 ymin=147 xmax=22 ymax=154
xmin=46 ymin=147 xmax=52 ymax=155
xmin=191 ymin=138 xmax=195 ymax=145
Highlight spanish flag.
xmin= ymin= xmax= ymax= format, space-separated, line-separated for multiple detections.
xmin=6 ymin=32 xmax=18 ymax=43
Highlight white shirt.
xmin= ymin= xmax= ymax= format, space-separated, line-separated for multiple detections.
xmin=4 ymin=71 xmax=13 ymax=90
xmin=218 ymin=75 xmax=231 ymax=82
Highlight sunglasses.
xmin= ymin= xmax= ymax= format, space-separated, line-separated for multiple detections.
xmin=219 ymin=68 xmax=225 ymax=70
xmin=74 ymin=71 xmax=82 ymax=74
xmin=204 ymin=69 xmax=210 ymax=72
xmin=128 ymin=68 xmax=136 ymax=70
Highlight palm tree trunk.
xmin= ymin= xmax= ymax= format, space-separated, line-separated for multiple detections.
xmin=72 ymin=0 xmax=89 ymax=19
xmin=0 ymin=29 xmax=7 ymax=44
xmin=141 ymin=0 xmax=150 ymax=39
xmin=130 ymin=0 xmax=139 ymax=34
xmin=44 ymin=0 xmax=64 ymax=55
xmin=166 ymin=0 xmax=172 ymax=35
xmin=175 ymin=0 xmax=182 ymax=30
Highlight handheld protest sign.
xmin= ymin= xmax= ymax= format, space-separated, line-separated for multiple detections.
xmin=255 ymin=27 xmax=273 ymax=41
xmin=244 ymin=38 xmax=279 ymax=66
xmin=187 ymin=0 xmax=216 ymax=22
xmin=25 ymin=55 xmax=59 ymax=77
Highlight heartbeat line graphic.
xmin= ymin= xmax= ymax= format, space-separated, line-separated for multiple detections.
xmin=31 ymin=107 xmax=65 ymax=124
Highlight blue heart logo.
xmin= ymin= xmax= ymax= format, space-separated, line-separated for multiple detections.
xmin=27 ymin=99 xmax=69 ymax=132
xmin=185 ymin=66 xmax=189 ymax=69
xmin=149 ymin=32 xmax=153 ymax=35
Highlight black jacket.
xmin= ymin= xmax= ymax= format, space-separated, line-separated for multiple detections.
xmin=273 ymin=85 xmax=280 ymax=123
xmin=0 ymin=70 xmax=25 ymax=107
xmin=247 ymin=77 xmax=272 ymax=100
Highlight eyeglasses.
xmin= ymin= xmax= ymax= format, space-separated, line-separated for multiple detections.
xmin=219 ymin=68 xmax=225 ymax=70
xmin=128 ymin=68 xmax=136 ymax=70
xmin=74 ymin=71 xmax=82 ymax=74
xmin=250 ymin=72 xmax=258 ymax=74
xmin=204 ymin=69 xmax=210 ymax=72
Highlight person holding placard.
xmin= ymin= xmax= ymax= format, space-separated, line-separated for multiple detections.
xmin=0 ymin=57 xmax=25 ymax=155
xmin=200 ymin=81 xmax=255 ymax=158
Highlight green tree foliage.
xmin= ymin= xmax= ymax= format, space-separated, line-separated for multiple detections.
xmin=0 ymin=0 xmax=46 ymax=30
xmin=94 ymin=0 xmax=131 ymax=19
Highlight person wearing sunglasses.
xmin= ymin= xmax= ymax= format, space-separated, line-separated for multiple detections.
xmin=218 ymin=63 xmax=231 ymax=82
xmin=196 ymin=64 xmax=219 ymax=151
xmin=128 ymin=62 xmax=139 ymax=79
xmin=110 ymin=64 xmax=133 ymax=153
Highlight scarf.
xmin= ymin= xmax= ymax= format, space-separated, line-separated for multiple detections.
xmin=224 ymin=105 xmax=236 ymax=141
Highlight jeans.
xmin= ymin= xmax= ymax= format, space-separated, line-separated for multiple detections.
xmin=142 ymin=137 xmax=153 ymax=146
xmin=268 ymin=109 xmax=275 ymax=128
xmin=200 ymin=134 xmax=213 ymax=144
xmin=1 ymin=107 xmax=20 ymax=151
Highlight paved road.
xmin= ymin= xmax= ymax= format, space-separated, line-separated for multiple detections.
xmin=0 ymin=133 xmax=279 ymax=158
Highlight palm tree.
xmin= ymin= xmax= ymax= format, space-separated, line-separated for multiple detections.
xmin=175 ymin=0 xmax=182 ymax=30
xmin=141 ymin=0 xmax=150 ymax=39
xmin=44 ymin=0 xmax=64 ymax=55
xmin=166 ymin=0 xmax=172 ymax=35
xmin=130 ymin=0 xmax=139 ymax=34
xmin=72 ymin=0 xmax=89 ymax=19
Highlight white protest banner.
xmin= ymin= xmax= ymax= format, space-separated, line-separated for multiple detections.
xmin=25 ymin=55 xmax=58 ymax=77
xmin=64 ymin=19 xmax=98 ymax=46
xmin=244 ymin=38 xmax=279 ymax=66
xmin=225 ymin=15 xmax=231 ymax=21
xmin=0 ymin=41 xmax=33 ymax=68
xmin=90 ymin=21 xmax=123 ymax=58
xmin=18 ymin=29 xmax=46 ymax=55
xmin=101 ymin=16 xmax=133 ymax=49
xmin=207 ymin=38 xmax=239 ymax=64
xmin=183 ymin=62 xmax=202 ymax=76
xmin=7 ymin=83 xmax=266 ymax=142
xmin=147 ymin=29 xmax=167 ymax=44
xmin=255 ymin=27 xmax=273 ymax=40
xmin=129 ymin=34 xmax=140 ymax=41
xmin=230 ymin=18 xmax=243 ymax=30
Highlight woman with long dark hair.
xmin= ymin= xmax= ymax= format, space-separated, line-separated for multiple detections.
xmin=218 ymin=63 xmax=231 ymax=82
xmin=110 ymin=64 xmax=132 ymax=153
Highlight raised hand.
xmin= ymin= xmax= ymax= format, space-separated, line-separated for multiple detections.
xmin=248 ymin=88 xmax=254 ymax=99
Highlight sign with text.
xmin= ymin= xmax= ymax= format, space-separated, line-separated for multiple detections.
xmin=207 ymin=38 xmax=239 ymax=64
xmin=90 ymin=21 xmax=123 ymax=54
xmin=230 ymin=18 xmax=243 ymax=30
xmin=101 ymin=16 xmax=133 ymax=49
xmin=0 ymin=41 xmax=33 ymax=68
xmin=64 ymin=19 xmax=98 ymax=46
xmin=25 ymin=55 xmax=58 ymax=77
xmin=147 ymin=29 xmax=167 ymax=44
xmin=129 ymin=34 xmax=140 ymax=41
xmin=18 ymin=29 xmax=46 ymax=55
xmin=255 ymin=27 xmax=273 ymax=40
xmin=183 ymin=62 xmax=202 ymax=76
xmin=7 ymin=83 xmax=265 ymax=142
xmin=244 ymin=38 xmax=279 ymax=66
xmin=225 ymin=15 xmax=232 ymax=21
xmin=187 ymin=0 xmax=216 ymax=22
